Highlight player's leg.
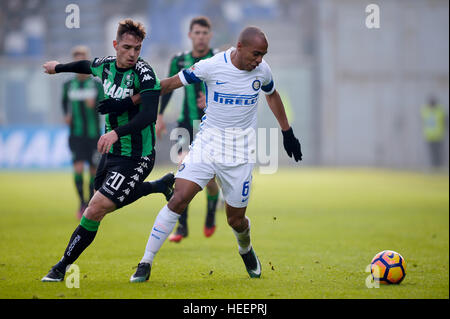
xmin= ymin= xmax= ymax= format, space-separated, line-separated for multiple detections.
xmin=168 ymin=206 xmax=188 ymax=242
xmin=73 ymin=160 xmax=86 ymax=218
xmin=94 ymin=153 xmax=173 ymax=209
xmin=217 ymin=163 xmax=261 ymax=278
xmin=70 ymin=136 xmax=90 ymax=218
xmin=130 ymin=178 xmax=202 ymax=282
xmin=120 ymin=171 xmax=175 ymax=206
xmin=169 ymin=147 xmax=190 ymax=242
xmin=117 ymin=154 xmax=174 ymax=206
xmin=225 ymin=203 xmax=261 ymax=278
xmin=42 ymin=153 xmax=164 ymax=282
xmin=87 ymin=141 xmax=100 ymax=201
xmin=41 ymin=190 xmax=116 ymax=282
xmin=204 ymin=178 xmax=219 ymax=237
xmin=131 ymin=149 xmax=214 ymax=282
xmin=88 ymin=163 xmax=97 ymax=200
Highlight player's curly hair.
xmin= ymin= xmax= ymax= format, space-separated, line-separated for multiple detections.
xmin=117 ymin=19 xmax=146 ymax=42
xmin=189 ymin=16 xmax=212 ymax=31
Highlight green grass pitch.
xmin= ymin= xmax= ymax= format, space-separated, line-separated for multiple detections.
xmin=0 ymin=167 xmax=448 ymax=299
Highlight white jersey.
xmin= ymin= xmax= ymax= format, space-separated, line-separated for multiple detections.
xmin=178 ymin=47 xmax=275 ymax=163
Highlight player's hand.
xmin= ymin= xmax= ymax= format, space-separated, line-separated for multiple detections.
xmin=43 ymin=61 xmax=59 ymax=74
xmin=85 ymin=98 xmax=96 ymax=109
xmin=282 ymin=127 xmax=302 ymax=162
xmin=155 ymin=114 xmax=167 ymax=139
xmin=197 ymin=92 xmax=206 ymax=109
xmin=96 ymin=97 xmax=134 ymax=115
xmin=64 ymin=115 xmax=72 ymax=125
xmin=97 ymin=130 xmax=119 ymax=154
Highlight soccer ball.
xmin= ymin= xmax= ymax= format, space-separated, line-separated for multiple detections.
xmin=370 ymin=250 xmax=407 ymax=284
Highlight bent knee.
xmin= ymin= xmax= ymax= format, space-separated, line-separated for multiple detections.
xmin=84 ymin=194 xmax=116 ymax=221
xmin=168 ymin=190 xmax=190 ymax=212
xmin=227 ymin=215 xmax=245 ymax=230
xmin=83 ymin=205 xmax=106 ymax=222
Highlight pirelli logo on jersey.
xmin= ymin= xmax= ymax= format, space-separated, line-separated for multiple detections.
xmin=213 ymin=92 xmax=258 ymax=106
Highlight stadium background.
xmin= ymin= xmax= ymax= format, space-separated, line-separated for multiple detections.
xmin=0 ymin=0 xmax=448 ymax=301
xmin=0 ymin=0 xmax=448 ymax=169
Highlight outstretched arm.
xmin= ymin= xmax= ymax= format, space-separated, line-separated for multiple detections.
xmin=161 ymin=74 xmax=184 ymax=96
xmin=43 ymin=60 xmax=92 ymax=75
xmin=123 ymin=74 xmax=183 ymax=107
xmin=265 ymin=89 xmax=302 ymax=162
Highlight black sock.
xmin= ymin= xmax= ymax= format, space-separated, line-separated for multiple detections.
xmin=142 ymin=180 xmax=168 ymax=195
xmin=74 ymin=173 xmax=85 ymax=205
xmin=178 ymin=206 xmax=188 ymax=227
xmin=206 ymin=192 xmax=219 ymax=216
xmin=207 ymin=198 xmax=218 ymax=216
xmin=89 ymin=175 xmax=95 ymax=200
xmin=55 ymin=217 xmax=100 ymax=273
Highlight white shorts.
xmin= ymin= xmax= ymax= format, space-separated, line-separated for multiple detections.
xmin=175 ymin=148 xmax=254 ymax=208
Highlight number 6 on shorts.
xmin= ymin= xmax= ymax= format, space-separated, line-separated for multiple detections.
xmin=242 ymin=181 xmax=250 ymax=197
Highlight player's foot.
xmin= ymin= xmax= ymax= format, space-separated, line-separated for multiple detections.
xmin=130 ymin=263 xmax=151 ymax=283
xmin=159 ymin=172 xmax=175 ymax=201
xmin=168 ymin=224 xmax=188 ymax=242
xmin=240 ymin=247 xmax=261 ymax=278
xmin=41 ymin=266 xmax=65 ymax=282
xmin=204 ymin=212 xmax=216 ymax=237
xmin=204 ymin=225 xmax=216 ymax=237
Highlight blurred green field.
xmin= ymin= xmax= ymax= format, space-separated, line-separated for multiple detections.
xmin=0 ymin=167 xmax=448 ymax=299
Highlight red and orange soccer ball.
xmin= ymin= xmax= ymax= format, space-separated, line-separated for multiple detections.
xmin=370 ymin=250 xmax=407 ymax=284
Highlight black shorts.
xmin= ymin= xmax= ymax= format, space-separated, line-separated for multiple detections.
xmin=69 ymin=136 xmax=100 ymax=166
xmin=94 ymin=153 xmax=155 ymax=208
xmin=176 ymin=122 xmax=194 ymax=154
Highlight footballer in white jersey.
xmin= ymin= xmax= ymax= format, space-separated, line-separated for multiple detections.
xmin=175 ymin=46 xmax=275 ymax=207
xmin=178 ymin=46 xmax=275 ymax=165
xmin=124 ymin=26 xmax=302 ymax=282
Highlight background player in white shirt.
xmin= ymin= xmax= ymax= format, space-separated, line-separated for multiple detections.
xmin=97 ymin=26 xmax=302 ymax=281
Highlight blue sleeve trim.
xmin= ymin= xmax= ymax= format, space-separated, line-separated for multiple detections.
xmin=182 ymin=69 xmax=202 ymax=84
xmin=261 ymin=80 xmax=274 ymax=93
xmin=204 ymin=83 xmax=209 ymax=109
xmin=224 ymin=52 xmax=227 ymax=63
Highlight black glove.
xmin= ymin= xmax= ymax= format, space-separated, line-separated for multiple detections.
xmin=96 ymin=97 xmax=134 ymax=115
xmin=282 ymin=127 xmax=302 ymax=162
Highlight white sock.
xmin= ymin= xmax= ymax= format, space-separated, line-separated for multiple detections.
xmin=232 ymin=216 xmax=252 ymax=254
xmin=141 ymin=205 xmax=180 ymax=265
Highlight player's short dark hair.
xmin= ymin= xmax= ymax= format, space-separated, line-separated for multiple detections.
xmin=189 ymin=16 xmax=211 ymax=31
xmin=117 ymin=19 xmax=146 ymax=42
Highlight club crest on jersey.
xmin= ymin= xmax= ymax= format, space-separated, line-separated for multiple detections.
xmin=125 ymin=73 xmax=134 ymax=87
xmin=252 ymin=80 xmax=261 ymax=91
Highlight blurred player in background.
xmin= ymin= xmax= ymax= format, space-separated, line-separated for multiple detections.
xmin=157 ymin=16 xmax=221 ymax=242
xmin=421 ymin=96 xmax=447 ymax=168
xmin=62 ymin=45 xmax=103 ymax=219
xmin=124 ymin=26 xmax=302 ymax=282
xmin=41 ymin=19 xmax=174 ymax=282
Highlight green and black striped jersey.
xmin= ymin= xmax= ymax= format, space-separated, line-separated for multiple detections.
xmin=90 ymin=56 xmax=161 ymax=158
xmin=62 ymin=77 xmax=102 ymax=139
xmin=161 ymin=49 xmax=218 ymax=128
